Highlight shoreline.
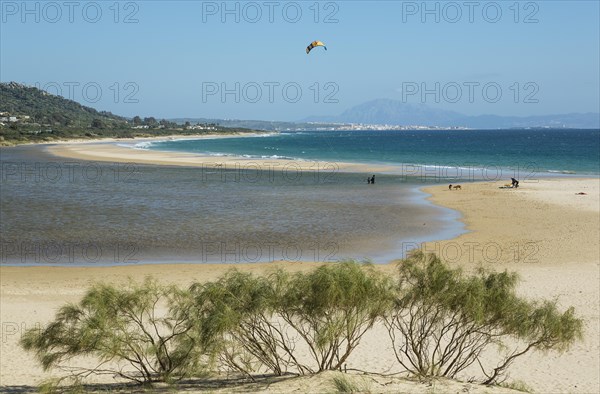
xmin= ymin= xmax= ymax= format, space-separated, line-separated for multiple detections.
xmin=1 ymin=143 xmax=467 ymax=267
xmin=4 ymin=141 xmax=598 ymax=267
xmin=44 ymin=137 xmax=400 ymax=174
xmin=0 ymin=131 xmax=276 ymax=147
xmin=40 ymin=136 xmax=600 ymax=178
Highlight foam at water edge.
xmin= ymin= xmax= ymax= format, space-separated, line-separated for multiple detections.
xmin=121 ymin=141 xmax=157 ymax=150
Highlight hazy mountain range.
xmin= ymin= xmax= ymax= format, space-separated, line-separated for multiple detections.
xmin=3 ymin=81 xmax=597 ymax=132
xmin=302 ymin=99 xmax=600 ymax=129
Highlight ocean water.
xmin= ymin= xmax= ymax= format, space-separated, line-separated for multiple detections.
xmin=2 ymin=129 xmax=597 ymax=266
xmin=147 ymin=129 xmax=600 ymax=176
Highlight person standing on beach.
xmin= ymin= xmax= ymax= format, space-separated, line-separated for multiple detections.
xmin=371 ymin=175 xmax=376 ymax=184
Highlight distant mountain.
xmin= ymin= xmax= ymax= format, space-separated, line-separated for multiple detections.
xmin=303 ymin=99 xmax=464 ymax=126
xmin=302 ymin=99 xmax=600 ymax=129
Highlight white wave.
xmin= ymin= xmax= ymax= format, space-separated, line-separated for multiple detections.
xmin=547 ymin=170 xmax=576 ymax=174
xmin=116 ymin=141 xmax=157 ymax=150
xmin=249 ymin=133 xmax=278 ymax=137
xmin=260 ymin=155 xmax=296 ymax=160
xmin=132 ymin=141 xmax=155 ymax=150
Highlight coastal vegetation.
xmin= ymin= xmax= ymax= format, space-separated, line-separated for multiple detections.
xmin=384 ymin=253 xmax=583 ymax=384
xmin=20 ymin=278 xmax=208 ymax=384
xmin=21 ymin=252 xmax=583 ymax=390
xmin=0 ymin=82 xmax=266 ymax=146
xmin=186 ymin=263 xmax=393 ymax=377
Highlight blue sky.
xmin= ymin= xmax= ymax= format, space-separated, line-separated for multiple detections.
xmin=1 ymin=0 xmax=599 ymax=121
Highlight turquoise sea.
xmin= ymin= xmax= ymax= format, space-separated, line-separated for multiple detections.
xmin=146 ymin=129 xmax=600 ymax=177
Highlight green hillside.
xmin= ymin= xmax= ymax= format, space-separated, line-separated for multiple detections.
xmin=0 ymin=82 xmax=128 ymax=128
xmin=0 ymin=82 xmax=266 ymax=146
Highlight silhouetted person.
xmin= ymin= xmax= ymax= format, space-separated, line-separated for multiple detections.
xmin=511 ymin=178 xmax=519 ymax=188
xmin=371 ymin=175 xmax=376 ymax=184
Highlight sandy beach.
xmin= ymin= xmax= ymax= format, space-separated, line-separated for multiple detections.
xmin=47 ymin=138 xmax=399 ymax=174
xmin=420 ymin=179 xmax=600 ymax=393
xmin=1 ymin=162 xmax=598 ymax=392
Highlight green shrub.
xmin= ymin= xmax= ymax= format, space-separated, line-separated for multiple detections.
xmin=498 ymin=380 xmax=533 ymax=393
xmin=278 ymin=262 xmax=394 ymax=373
xmin=187 ymin=270 xmax=294 ymax=378
xmin=385 ymin=251 xmax=583 ymax=384
xmin=21 ymin=278 xmax=208 ymax=384
xmin=332 ymin=373 xmax=371 ymax=393
xmin=21 ymin=255 xmax=583 ymax=389
xmin=187 ymin=262 xmax=394 ymax=376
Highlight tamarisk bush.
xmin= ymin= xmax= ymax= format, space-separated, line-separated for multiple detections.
xmin=187 ymin=270 xmax=300 ymax=377
xmin=277 ymin=262 xmax=393 ymax=373
xmin=384 ymin=251 xmax=583 ymax=385
xmin=187 ymin=262 xmax=394 ymax=376
xmin=20 ymin=278 xmax=208 ymax=384
xmin=20 ymin=255 xmax=583 ymax=388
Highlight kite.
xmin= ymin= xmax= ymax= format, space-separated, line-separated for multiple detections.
xmin=306 ymin=41 xmax=327 ymax=54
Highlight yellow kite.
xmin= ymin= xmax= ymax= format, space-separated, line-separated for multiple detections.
xmin=306 ymin=41 xmax=327 ymax=54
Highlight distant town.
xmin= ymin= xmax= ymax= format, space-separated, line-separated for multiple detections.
xmin=293 ymin=123 xmax=470 ymax=132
